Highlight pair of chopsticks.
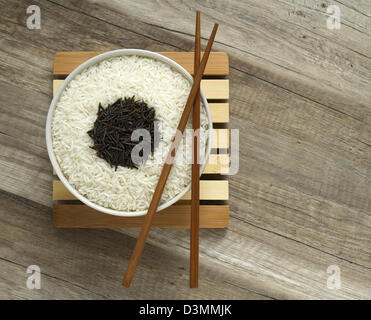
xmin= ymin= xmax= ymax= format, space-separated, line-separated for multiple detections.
xmin=123 ymin=12 xmax=218 ymax=288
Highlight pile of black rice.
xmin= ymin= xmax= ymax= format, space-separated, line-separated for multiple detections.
xmin=87 ymin=96 xmax=157 ymax=170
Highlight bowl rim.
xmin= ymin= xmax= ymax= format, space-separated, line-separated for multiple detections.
xmin=46 ymin=49 xmax=213 ymax=217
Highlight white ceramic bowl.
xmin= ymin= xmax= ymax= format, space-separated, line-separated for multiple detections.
xmin=46 ymin=49 xmax=212 ymax=217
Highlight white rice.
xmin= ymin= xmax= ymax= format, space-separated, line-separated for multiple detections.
xmin=51 ymin=55 xmax=209 ymax=212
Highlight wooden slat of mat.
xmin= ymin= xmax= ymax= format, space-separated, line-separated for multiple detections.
xmin=204 ymin=154 xmax=229 ymax=174
xmin=54 ymin=51 xmax=229 ymax=76
xmin=53 ymin=79 xmax=229 ymax=100
xmin=212 ymin=129 xmax=229 ymax=149
xmin=53 ymin=180 xmax=229 ymax=201
xmin=53 ymin=154 xmax=229 ymax=175
xmin=53 ymin=204 xmax=229 ymax=228
xmin=52 ymin=51 xmax=230 ymax=230
xmin=208 ymin=103 xmax=229 ymax=123
xmin=183 ymin=180 xmax=228 ymax=200
xmin=201 ymin=80 xmax=229 ymax=100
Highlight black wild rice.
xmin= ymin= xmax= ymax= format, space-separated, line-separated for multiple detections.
xmin=87 ymin=96 xmax=157 ymax=170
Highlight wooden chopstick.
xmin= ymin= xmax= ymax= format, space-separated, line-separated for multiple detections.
xmin=190 ymin=11 xmax=201 ymax=289
xmin=122 ymin=23 xmax=219 ymax=288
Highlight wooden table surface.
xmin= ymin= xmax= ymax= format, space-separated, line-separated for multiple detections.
xmin=0 ymin=0 xmax=370 ymax=299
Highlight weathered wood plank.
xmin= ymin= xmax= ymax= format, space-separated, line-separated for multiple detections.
xmin=0 ymin=132 xmax=52 ymax=208
xmin=0 ymin=259 xmax=105 ymax=299
xmin=2 ymin=190 xmax=371 ymax=299
xmin=78 ymin=0 xmax=370 ymax=120
xmin=53 ymin=204 xmax=229 ymax=228
xmin=116 ymin=216 xmax=371 ymax=299
xmin=0 ymin=0 xmax=370 ymax=299
xmin=54 ymin=51 xmax=229 ymax=76
xmin=0 ymin=191 xmax=260 ymax=299
xmin=1 ymin=0 xmax=368 ymax=261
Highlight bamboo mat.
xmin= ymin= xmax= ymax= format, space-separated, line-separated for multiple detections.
xmin=52 ymin=51 xmax=230 ymax=228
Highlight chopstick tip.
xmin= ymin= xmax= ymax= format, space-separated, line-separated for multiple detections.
xmin=122 ymin=278 xmax=131 ymax=288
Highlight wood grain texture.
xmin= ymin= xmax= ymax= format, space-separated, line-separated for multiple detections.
xmin=200 ymin=79 xmax=229 ymax=100
xmin=204 ymin=154 xmax=229 ymax=174
xmin=54 ymin=204 xmax=229 ymax=228
xmin=190 ymin=10 xmax=201 ymax=288
xmin=54 ymin=51 xmax=229 ymax=76
xmin=53 ymin=180 xmax=229 ymax=201
xmin=209 ymin=103 xmax=229 ymax=123
xmin=0 ymin=0 xmax=370 ymax=299
xmin=212 ymin=129 xmax=229 ymax=148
